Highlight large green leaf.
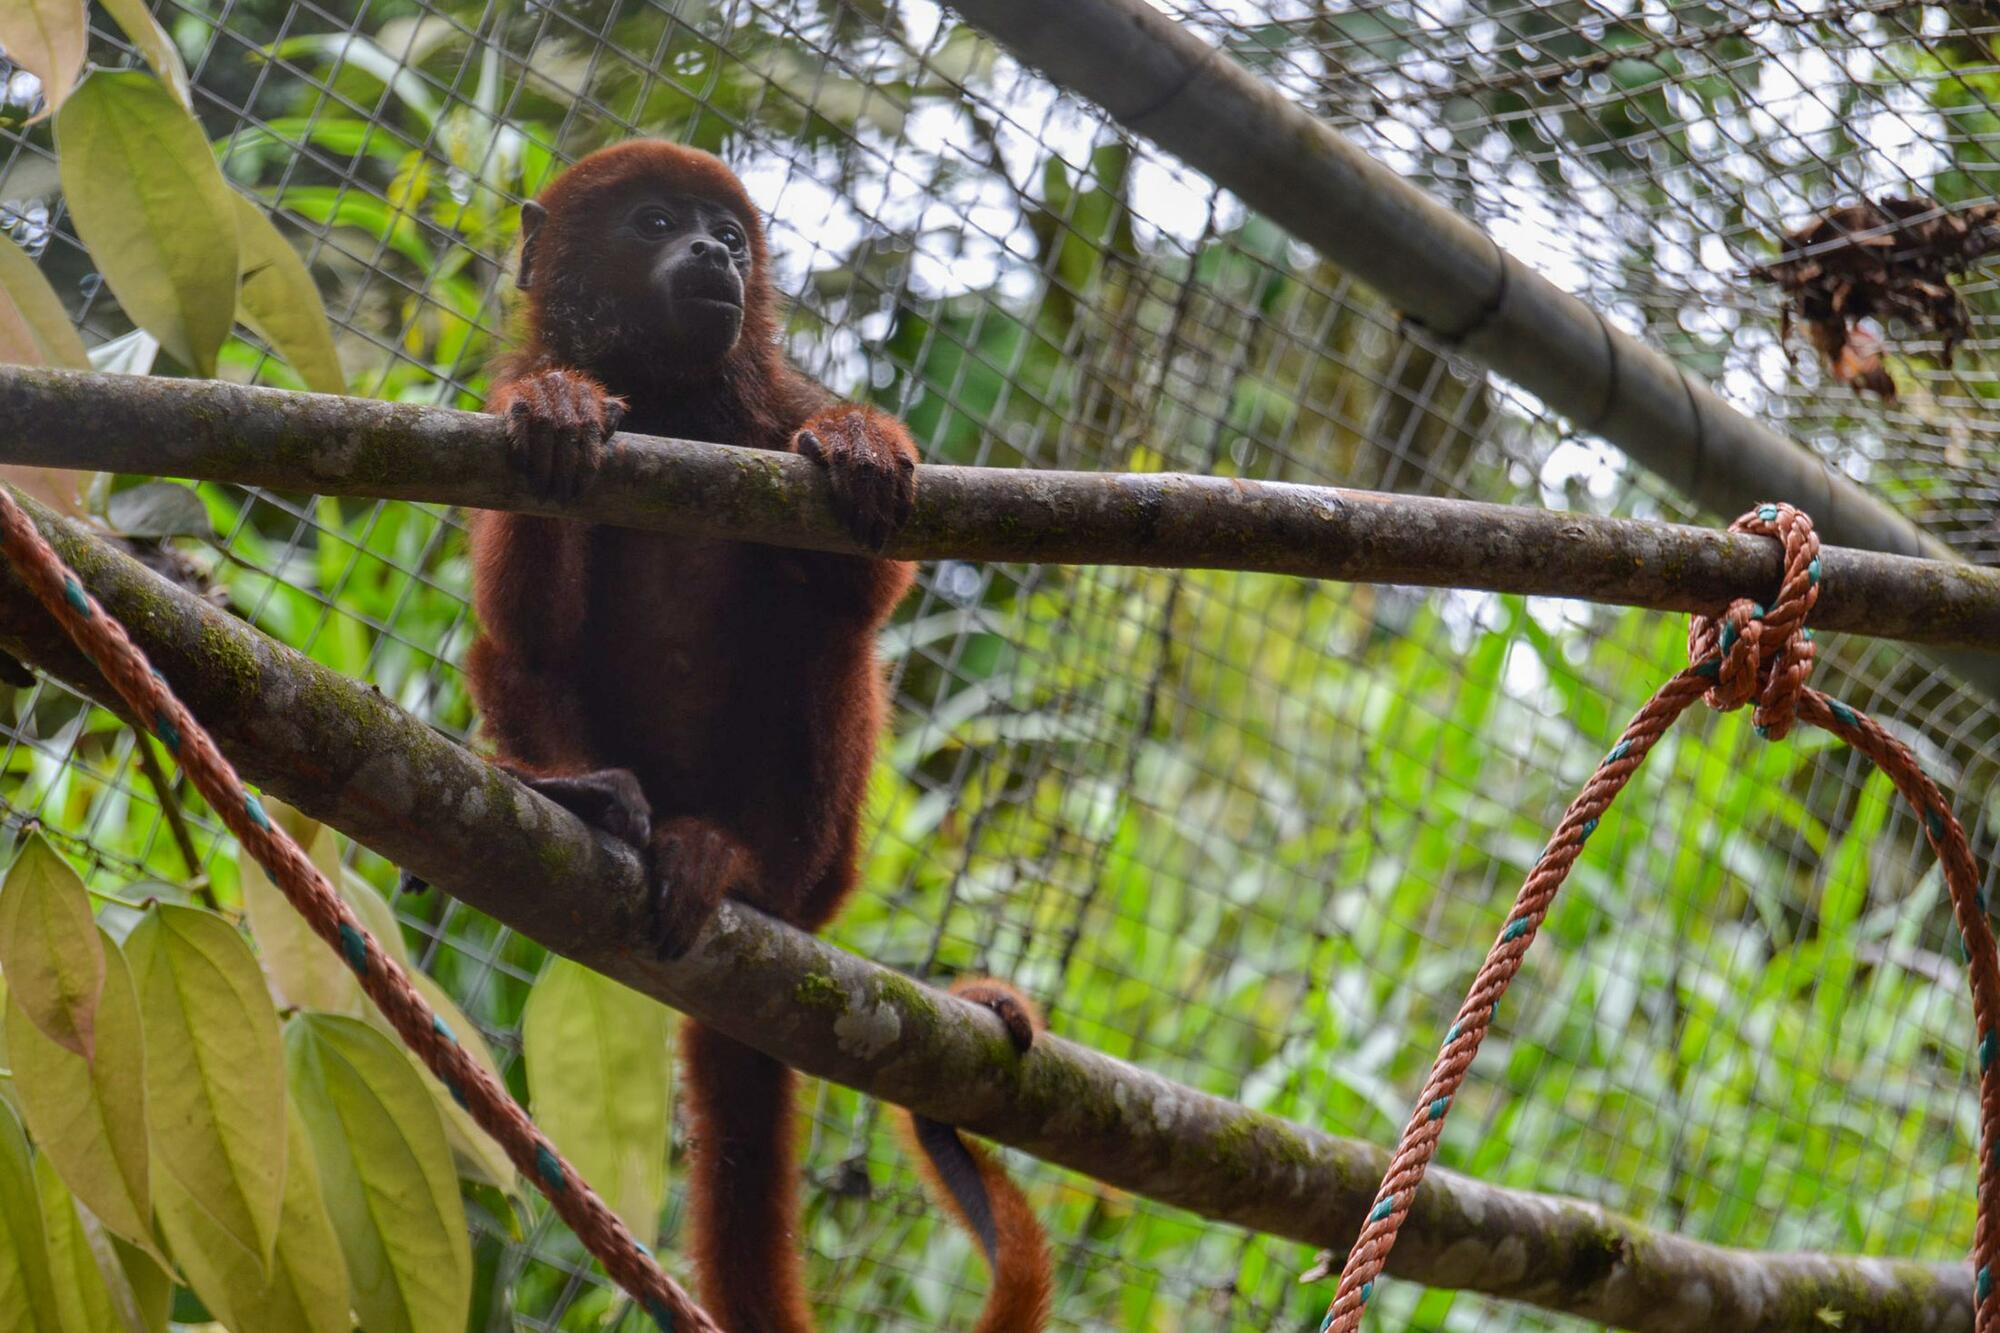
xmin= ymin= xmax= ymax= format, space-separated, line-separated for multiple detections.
xmin=232 ymin=195 xmax=344 ymax=394
xmin=0 ymin=1101 xmax=61 ymax=1333
xmin=156 ymin=1100 xmax=350 ymax=1333
xmin=0 ymin=233 xmax=87 ymax=368
xmin=0 ymin=0 xmax=85 ymax=119
xmin=367 ymin=969 xmax=516 ymax=1190
xmin=54 ymin=72 xmax=238 ymax=377
xmin=284 ymin=1014 xmax=469 ymax=1333
xmin=521 ymin=957 xmax=672 ymax=1240
xmin=4 ymin=928 xmax=157 ymax=1262
xmin=125 ymin=905 xmax=286 ymax=1271
xmin=0 ymin=834 xmax=103 ymax=1060
xmin=36 ymin=1153 xmax=155 ymax=1333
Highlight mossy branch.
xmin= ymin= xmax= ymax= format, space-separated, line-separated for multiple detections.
xmin=0 ymin=365 xmax=1996 ymax=652
xmin=0 ymin=486 xmax=1973 ymax=1331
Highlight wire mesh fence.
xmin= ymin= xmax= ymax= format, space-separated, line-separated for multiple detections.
xmin=3 ymin=0 xmax=1999 ymax=1329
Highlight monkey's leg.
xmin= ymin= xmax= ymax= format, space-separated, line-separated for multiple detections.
xmin=649 ymin=816 xmax=759 ymax=959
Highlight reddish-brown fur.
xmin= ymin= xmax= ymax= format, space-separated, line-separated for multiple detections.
xmin=467 ymin=140 xmax=1046 ymax=1332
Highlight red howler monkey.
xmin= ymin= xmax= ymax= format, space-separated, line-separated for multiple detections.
xmin=464 ymin=140 xmax=1050 ymax=1332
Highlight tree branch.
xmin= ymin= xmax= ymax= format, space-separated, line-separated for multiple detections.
xmin=0 ymin=366 xmax=1996 ymax=651
xmin=0 ymin=487 xmax=1973 ymax=1331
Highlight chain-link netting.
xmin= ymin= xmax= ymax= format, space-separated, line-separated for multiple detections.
xmin=4 ymin=0 xmax=1999 ymax=1329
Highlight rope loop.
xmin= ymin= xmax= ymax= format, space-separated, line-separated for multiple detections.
xmin=1320 ymin=503 xmax=2000 ymax=1333
xmin=1686 ymin=501 xmax=1821 ymax=739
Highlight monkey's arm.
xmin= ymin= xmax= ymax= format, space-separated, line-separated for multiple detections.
xmin=464 ymin=367 xmax=625 ymax=767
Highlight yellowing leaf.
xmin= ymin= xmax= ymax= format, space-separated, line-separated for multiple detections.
xmin=126 ymin=905 xmax=286 ymax=1272
xmin=36 ymin=1152 xmax=153 ymax=1333
xmin=0 ymin=834 xmax=103 ymax=1060
xmin=0 ymin=0 xmax=85 ymax=119
xmin=232 ymin=195 xmax=343 ymax=394
xmin=521 ymin=958 xmax=672 ymax=1241
xmin=284 ymin=1014 xmax=469 ymax=1333
xmin=367 ymin=970 xmax=515 ymax=1191
xmin=157 ymin=1099 xmax=350 ymax=1333
xmin=92 ymin=0 xmax=191 ymax=107
xmin=0 ymin=1100 xmax=62 ymax=1333
xmin=242 ymin=851 xmax=359 ymax=1018
xmin=54 ymin=72 xmax=237 ymax=377
xmin=4 ymin=928 xmax=158 ymax=1262
xmin=0 ymin=232 xmax=88 ymax=367
xmin=339 ymin=869 xmax=410 ymax=970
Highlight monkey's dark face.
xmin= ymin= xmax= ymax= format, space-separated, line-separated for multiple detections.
xmin=619 ymin=194 xmax=751 ymax=362
xmin=521 ymin=187 xmax=757 ymax=369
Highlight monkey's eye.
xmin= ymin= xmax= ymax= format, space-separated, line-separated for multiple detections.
xmin=714 ymin=223 xmax=745 ymax=251
xmin=634 ymin=207 xmax=676 ymax=238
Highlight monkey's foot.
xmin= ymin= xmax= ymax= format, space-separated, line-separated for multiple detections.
xmin=503 ymin=764 xmax=654 ymax=848
xmin=648 ymin=817 xmax=756 ymax=960
xmin=948 ymin=977 xmax=1040 ymax=1054
xmin=406 ymin=763 xmax=653 ymax=896
xmin=794 ymin=411 xmax=917 ymax=552
xmin=495 ymin=369 xmax=625 ymax=504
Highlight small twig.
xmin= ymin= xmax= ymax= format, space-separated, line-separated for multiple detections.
xmin=131 ymin=728 xmax=212 ymax=904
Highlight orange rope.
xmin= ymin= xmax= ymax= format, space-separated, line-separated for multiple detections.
xmin=0 ymin=485 xmax=720 ymax=1333
xmin=1322 ymin=503 xmax=2000 ymax=1330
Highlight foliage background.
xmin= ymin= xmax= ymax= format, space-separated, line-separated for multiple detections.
xmin=5 ymin=0 xmax=2000 ymax=1328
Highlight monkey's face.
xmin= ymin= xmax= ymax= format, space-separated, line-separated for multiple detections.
xmin=621 ymin=193 xmax=751 ymax=363
xmin=521 ymin=186 xmax=755 ymax=369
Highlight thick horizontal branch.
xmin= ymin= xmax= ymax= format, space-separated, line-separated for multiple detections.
xmin=1 ymin=366 xmax=1996 ymax=652
xmin=0 ymin=488 xmax=1971 ymax=1331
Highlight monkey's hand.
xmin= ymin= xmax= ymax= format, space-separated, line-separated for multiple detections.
xmin=489 ymin=369 xmax=626 ymax=504
xmin=793 ymin=407 xmax=918 ymax=553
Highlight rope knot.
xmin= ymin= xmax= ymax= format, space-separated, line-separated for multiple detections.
xmin=1686 ymin=503 xmax=1821 ymax=740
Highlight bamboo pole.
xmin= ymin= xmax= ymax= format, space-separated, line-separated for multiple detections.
xmin=0 ymin=366 xmax=1994 ymax=650
xmin=0 ymin=487 xmax=1973 ymax=1332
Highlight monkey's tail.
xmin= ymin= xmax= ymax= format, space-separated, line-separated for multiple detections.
xmin=682 ymin=1020 xmax=817 ymax=1333
xmin=898 ymin=1112 xmax=1053 ymax=1333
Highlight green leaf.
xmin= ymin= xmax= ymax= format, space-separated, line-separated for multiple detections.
xmin=0 ymin=232 xmax=87 ymax=368
xmin=4 ymin=928 xmax=157 ymax=1262
xmin=105 ymin=481 xmax=211 ymax=541
xmin=125 ymin=905 xmax=286 ymax=1272
xmin=0 ymin=0 xmax=86 ymax=120
xmin=284 ymin=1014 xmax=469 ymax=1333
xmin=0 ymin=834 xmax=104 ymax=1061
xmin=262 ymin=35 xmax=441 ymax=127
xmin=108 ymin=1238 xmax=169 ymax=1333
xmin=37 ymin=1152 xmax=154 ymax=1333
xmin=0 ymin=1100 xmax=63 ymax=1333
xmin=231 ymin=195 xmax=344 ymax=394
xmin=521 ymin=957 xmax=672 ymax=1240
xmin=156 ymin=1099 xmax=350 ymax=1333
xmin=367 ymin=970 xmax=515 ymax=1190
xmin=339 ymin=870 xmax=410 ymax=970
xmin=54 ymin=72 xmax=238 ymax=377
xmin=93 ymin=0 xmax=192 ymax=107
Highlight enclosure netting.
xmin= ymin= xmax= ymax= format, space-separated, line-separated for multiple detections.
xmin=2 ymin=0 xmax=1998 ymax=1328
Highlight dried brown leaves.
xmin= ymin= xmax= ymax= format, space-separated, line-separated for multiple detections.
xmin=1753 ymin=196 xmax=2000 ymax=400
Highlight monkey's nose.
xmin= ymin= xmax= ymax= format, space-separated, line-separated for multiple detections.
xmin=689 ymin=239 xmax=731 ymax=268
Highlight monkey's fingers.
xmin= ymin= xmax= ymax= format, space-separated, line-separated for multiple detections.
xmin=795 ymin=419 xmax=916 ymax=553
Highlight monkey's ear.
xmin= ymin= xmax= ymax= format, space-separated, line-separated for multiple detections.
xmin=517 ymin=200 xmax=548 ymax=291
